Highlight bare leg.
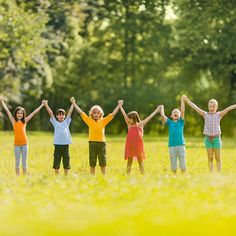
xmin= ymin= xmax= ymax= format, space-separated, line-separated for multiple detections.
xmin=137 ymin=158 xmax=144 ymax=175
xmin=55 ymin=169 xmax=59 ymax=175
xmin=127 ymin=158 xmax=133 ymax=175
xmin=64 ymin=169 xmax=69 ymax=175
xmin=207 ymin=149 xmax=214 ymax=172
xmin=15 ymin=168 xmax=20 ymax=176
xmin=90 ymin=167 xmax=95 ymax=175
xmin=100 ymin=166 xmax=106 ymax=175
xmin=214 ymin=148 xmax=221 ymax=172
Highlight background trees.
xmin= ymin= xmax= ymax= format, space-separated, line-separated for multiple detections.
xmin=0 ymin=0 xmax=235 ymax=135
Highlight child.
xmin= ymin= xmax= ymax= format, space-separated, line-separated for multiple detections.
xmin=0 ymin=95 xmax=44 ymax=176
xmin=183 ymin=95 xmax=236 ymax=172
xmin=119 ymin=103 xmax=161 ymax=175
xmin=160 ymin=96 xmax=186 ymax=175
xmin=42 ymin=99 xmax=74 ymax=175
xmin=70 ymin=97 xmax=121 ymax=175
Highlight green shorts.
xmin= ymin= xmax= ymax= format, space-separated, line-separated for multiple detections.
xmin=89 ymin=141 xmax=106 ymax=167
xmin=204 ymin=136 xmax=222 ymax=149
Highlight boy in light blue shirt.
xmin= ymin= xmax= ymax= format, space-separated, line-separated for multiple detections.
xmin=43 ymin=99 xmax=74 ymax=175
xmin=160 ymin=96 xmax=186 ymax=175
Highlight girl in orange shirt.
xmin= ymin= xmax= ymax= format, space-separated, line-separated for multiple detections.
xmin=0 ymin=96 xmax=44 ymax=175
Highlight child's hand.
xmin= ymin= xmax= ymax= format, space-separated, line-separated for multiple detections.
xmin=70 ymin=97 xmax=75 ymax=103
xmin=42 ymin=100 xmax=48 ymax=105
xmin=182 ymin=95 xmax=187 ymax=101
xmin=118 ymin=100 xmax=123 ymax=106
xmin=0 ymin=95 xmax=5 ymax=102
xmin=160 ymin=105 xmax=164 ymax=115
xmin=157 ymin=105 xmax=162 ymax=112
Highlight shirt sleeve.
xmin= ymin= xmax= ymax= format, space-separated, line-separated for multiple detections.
xmin=50 ymin=116 xmax=56 ymax=127
xmin=166 ymin=118 xmax=171 ymax=127
xmin=81 ymin=112 xmax=91 ymax=126
xmin=103 ymin=114 xmax=114 ymax=126
xmin=65 ymin=117 xmax=72 ymax=125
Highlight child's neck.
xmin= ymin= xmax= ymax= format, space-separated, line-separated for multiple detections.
xmin=172 ymin=118 xmax=179 ymax=122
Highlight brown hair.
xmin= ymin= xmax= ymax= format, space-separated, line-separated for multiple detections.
xmin=56 ymin=109 xmax=66 ymax=116
xmin=127 ymin=111 xmax=141 ymax=124
xmin=14 ymin=107 xmax=26 ymax=123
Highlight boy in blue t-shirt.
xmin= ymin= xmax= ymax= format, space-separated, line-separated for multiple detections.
xmin=160 ymin=96 xmax=186 ymax=175
xmin=42 ymin=99 xmax=74 ymax=175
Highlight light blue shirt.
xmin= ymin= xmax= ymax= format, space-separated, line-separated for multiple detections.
xmin=166 ymin=117 xmax=185 ymax=147
xmin=50 ymin=116 xmax=72 ymax=145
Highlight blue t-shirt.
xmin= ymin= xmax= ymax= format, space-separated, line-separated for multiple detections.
xmin=50 ymin=116 xmax=72 ymax=145
xmin=166 ymin=117 xmax=185 ymax=147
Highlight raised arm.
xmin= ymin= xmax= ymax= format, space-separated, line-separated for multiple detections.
xmin=181 ymin=95 xmax=185 ymax=120
xmin=160 ymin=105 xmax=167 ymax=123
xmin=25 ymin=102 xmax=44 ymax=123
xmin=140 ymin=105 xmax=161 ymax=126
xmin=220 ymin=104 xmax=236 ymax=118
xmin=119 ymin=103 xmax=129 ymax=125
xmin=0 ymin=96 xmax=14 ymax=125
xmin=42 ymin=100 xmax=54 ymax=118
xmin=70 ymin=97 xmax=84 ymax=114
xmin=112 ymin=100 xmax=123 ymax=116
xmin=67 ymin=97 xmax=75 ymax=117
xmin=183 ymin=95 xmax=205 ymax=117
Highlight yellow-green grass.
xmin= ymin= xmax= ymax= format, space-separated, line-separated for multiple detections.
xmin=0 ymin=132 xmax=236 ymax=236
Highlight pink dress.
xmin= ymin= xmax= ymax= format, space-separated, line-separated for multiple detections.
xmin=125 ymin=124 xmax=145 ymax=160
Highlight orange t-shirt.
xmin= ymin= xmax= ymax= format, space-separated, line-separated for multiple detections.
xmin=13 ymin=121 xmax=28 ymax=146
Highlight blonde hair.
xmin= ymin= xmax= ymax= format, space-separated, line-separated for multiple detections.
xmin=89 ymin=105 xmax=104 ymax=118
xmin=171 ymin=108 xmax=181 ymax=115
xmin=208 ymin=99 xmax=218 ymax=107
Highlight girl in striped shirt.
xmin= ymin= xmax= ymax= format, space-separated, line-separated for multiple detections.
xmin=183 ymin=95 xmax=236 ymax=172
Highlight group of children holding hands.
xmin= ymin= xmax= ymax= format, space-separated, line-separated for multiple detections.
xmin=0 ymin=95 xmax=236 ymax=176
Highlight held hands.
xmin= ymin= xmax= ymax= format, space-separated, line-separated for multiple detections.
xmin=182 ymin=95 xmax=187 ymax=101
xmin=157 ymin=105 xmax=163 ymax=112
xmin=118 ymin=100 xmax=123 ymax=107
xmin=0 ymin=95 xmax=3 ymax=102
xmin=159 ymin=105 xmax=164 ymax=116
xmin=42 ymin=100 xmax=48 ymax=106
xmin=70 ymin=97 xmax=76 ymax=104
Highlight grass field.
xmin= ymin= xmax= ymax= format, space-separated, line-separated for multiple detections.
xmin=0 ymin=131 xmax=236 ymax=236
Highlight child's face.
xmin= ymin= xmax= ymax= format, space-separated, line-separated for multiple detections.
xmin=208 ymin=102 xmax=218 ymax=113
xmin=56 ymin=113 xmax=66 ymax=122
xmin=128 ymin=117 xmax=135 ymax=125
xmin=16 ymin=110 xmax=24 ymax=120
xmin=91 ymin=109 xmax=101 ymax=120
xmin=171 ymin=110 xmax=180 ymax=121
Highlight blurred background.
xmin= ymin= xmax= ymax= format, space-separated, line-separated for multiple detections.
xmin=0 ymin=0 xmax=236 ymax=136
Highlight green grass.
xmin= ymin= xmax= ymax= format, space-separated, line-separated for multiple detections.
xmin=0 ymin=132 xmax=236 ymax=236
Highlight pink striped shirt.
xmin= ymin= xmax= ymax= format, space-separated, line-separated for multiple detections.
xmin=203 ymin=112 xmax=221 ymax=136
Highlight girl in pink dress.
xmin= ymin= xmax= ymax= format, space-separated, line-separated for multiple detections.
xmin=119 ymin=103 xmax=161 ymax=175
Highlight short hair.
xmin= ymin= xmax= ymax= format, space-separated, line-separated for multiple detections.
xmin=208 ymin=99 xmax=218 ymax=107
xmin=127 ymin=111 xmax=141 ymax=123
xmin=89 ymin=105 xmax=104 ymax=118
xmin=171 ymin=108 xmax=181 ymax=115
xmin=14 ymin=107 xmax=26 ymax=123
xmin=56 ymin=109 xmax=66 ymax=116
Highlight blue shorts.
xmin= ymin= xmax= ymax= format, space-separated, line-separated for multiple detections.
xmin=204 ymin=136 xmax=222 ymax=149
xmin=168 ymin=145 xmax=186 ymax=171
